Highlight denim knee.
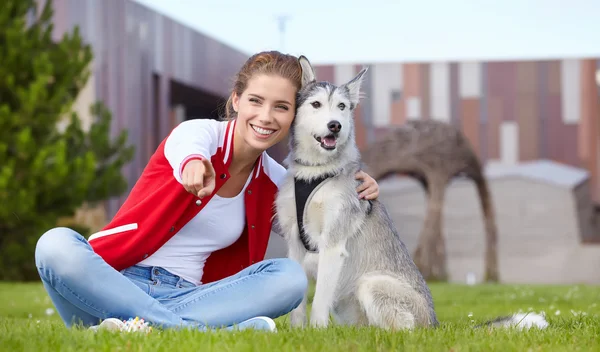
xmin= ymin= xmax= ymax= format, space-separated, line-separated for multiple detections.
xmin=35 ymin=227 xmax=86 ymax=276
xmin=271 ymin=258 xmax=309 ymax=305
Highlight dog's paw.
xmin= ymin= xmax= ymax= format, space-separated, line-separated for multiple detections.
xmin=290 ymin=311 xmax=307 ymax=328
xmin=290 ymin=317 xmax=306 ymax=328
xmin=309 ymin=315 xmax=330 ymax=329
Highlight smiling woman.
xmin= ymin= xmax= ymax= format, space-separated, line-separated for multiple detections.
xmin=231 ymin=74 xmax=298 ymax=154
xmin=34 ymin=50 xmax=382 ymax=334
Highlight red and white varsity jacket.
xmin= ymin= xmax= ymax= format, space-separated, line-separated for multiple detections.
xmin=88 ymin=118 xmax=287 ymax=284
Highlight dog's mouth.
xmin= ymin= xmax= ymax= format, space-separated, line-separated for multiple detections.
xmin=314 ymin=134 xmax=337 ymax=150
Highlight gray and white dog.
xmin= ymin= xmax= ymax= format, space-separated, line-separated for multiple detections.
xmin=275 ymin=55 xmax=550 ymax=332
xmin=274 ymin=56 xmax=439 ymax=330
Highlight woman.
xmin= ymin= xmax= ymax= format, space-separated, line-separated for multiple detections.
xmin=34 ymin=51 xmax=380 ymax=333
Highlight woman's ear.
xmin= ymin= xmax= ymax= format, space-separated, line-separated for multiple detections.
xmin=232 ymin=92 xmax=240 ymax=112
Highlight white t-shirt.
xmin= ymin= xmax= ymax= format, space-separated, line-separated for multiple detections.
xmin=138 ymin=173 xmax=251 ymax=285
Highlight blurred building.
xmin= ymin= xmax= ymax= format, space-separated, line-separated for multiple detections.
xmin=308 ymin=61 xmax=600 ymax=203
xmin=40 ymin=0 xmax=248 ymax=218
xmin=41 ymin=0 xmax=600 ymax=221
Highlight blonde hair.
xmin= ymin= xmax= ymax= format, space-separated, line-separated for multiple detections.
xmin=224 ymin=51 xmax=303 ymax=120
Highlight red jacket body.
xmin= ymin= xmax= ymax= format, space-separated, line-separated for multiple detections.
xmin=88 ymin=118 xmax=286 ymax=284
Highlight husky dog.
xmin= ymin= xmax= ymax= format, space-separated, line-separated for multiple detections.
xmin=273 ymin=56 xmax=439 ymax=330
xmin=274 ymin=55 xmax=550 ymax=332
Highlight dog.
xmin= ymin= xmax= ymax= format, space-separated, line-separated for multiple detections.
xmin=273 ymin=56 xmax=550 ymax=332
xmin=273 ymin=56 xmax=439 ymax=330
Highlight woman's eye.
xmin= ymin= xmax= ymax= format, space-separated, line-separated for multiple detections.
xmin=338 ymin=103 xmax=346 ymax=110
xmin=311 ymin=101 xmax=321 ymax=109
xmin=277 ymin=105 xmax=289 ymax=111
xmin=249 ymin=98 xmax=260 ymax=103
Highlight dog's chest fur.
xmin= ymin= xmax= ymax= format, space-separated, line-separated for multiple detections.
xmin=302 ymin=182 xmax=330 ymax=240
xmin=275 ymin=175 xmax=341 ymax=250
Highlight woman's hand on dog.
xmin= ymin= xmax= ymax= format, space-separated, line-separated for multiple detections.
xmin=182 ymin=158 xmax=216 ymax=199
xmin=355 ymin=170 xmax=379 ymax=200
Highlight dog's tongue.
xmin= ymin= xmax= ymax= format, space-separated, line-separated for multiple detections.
xmin=323 ymin=136 xmax=337 ymax=147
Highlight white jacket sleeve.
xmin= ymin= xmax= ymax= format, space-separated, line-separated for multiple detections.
xmin=163 ymin=119 xmax=220 ymax=183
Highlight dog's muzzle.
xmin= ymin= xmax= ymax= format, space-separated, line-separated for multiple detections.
xmin=315 ymin=134 xmax=337 ymax=150
xmin=314 ymin=120 xmax=342 ymax=150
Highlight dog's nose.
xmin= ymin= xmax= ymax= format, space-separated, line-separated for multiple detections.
xmin=327 ymin=120 xmax=342 ymax=133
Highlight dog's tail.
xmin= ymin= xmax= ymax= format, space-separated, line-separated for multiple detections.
xmin=357 ymin=273 xmax=438 ymax=329
xmin=475 ymin=312 xmax=549 ymax=330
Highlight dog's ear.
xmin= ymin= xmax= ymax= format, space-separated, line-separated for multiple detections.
xmin=344 ymin=66 xmax=368 ymax=106
xmin=299 ymin=55 xmax=316 ymax=87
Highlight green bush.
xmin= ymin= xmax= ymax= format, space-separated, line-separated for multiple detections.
xmin=0 ymin=0 xmax=134 ymax=280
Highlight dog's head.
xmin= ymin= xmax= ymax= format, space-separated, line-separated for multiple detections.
xmin=290 ymin=55 xmax=368 ymax=165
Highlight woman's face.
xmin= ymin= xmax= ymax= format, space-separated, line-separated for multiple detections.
xmin=232 ymin=74 xmax=297 ymax=153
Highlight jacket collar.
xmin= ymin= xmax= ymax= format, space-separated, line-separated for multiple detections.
xmin=221 ymin=119 xmax=265 ymax=180
xmin=222 ymin=119 xmax=236 ymax=168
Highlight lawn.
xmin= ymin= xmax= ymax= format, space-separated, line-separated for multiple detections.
xmin=1 ymin=281 xmax=599 ymax=351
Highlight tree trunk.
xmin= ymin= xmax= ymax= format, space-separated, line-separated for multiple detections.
xmin=474 ymin=175 xmax=499 ymax=282
xmin=413 ymin=177 xmax=448 ymax=281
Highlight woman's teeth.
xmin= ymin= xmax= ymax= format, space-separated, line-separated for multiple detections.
xmin=252 ymin=125 xmax=275 ymax=135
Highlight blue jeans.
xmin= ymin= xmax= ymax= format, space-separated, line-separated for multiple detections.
xmin=34 ymin=227 xmax=308 ymax=330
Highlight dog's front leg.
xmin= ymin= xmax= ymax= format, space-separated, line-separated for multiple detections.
xmin=290 ymin=290 xmax=308 ymax=328
xmin=310 ymin=241 xmax=347 ymax=328
xmin=287 ymin=235 xmax=309 ymax=328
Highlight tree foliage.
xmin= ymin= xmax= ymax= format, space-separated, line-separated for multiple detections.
xmin=0 ymin=0 xmax=135 ymax=280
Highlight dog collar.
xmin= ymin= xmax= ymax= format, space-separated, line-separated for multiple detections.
xmin=294 ymin=158 xmax=325 ymax=167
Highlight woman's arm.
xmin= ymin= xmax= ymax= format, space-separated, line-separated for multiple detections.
xmin=163 ymin=119 xmax=219 ymax=184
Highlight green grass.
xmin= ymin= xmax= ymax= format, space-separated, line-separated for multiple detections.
xmin=1 ymin=281 xmax=600 ymax=351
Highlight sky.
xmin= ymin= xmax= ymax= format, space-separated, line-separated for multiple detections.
xmin=131 ymin=0 xmax=600 ymax=64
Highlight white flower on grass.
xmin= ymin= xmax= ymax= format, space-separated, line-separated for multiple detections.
xmin=521 ymin=290 xmax=534 ymax=297
xmin=555 ymin=310 xmax=561 ymax=316
xmin=570 ymin=310 xmax=587 ymax=317
xmin=45 ymin=308 xmax=55 ymax=316
xmin=468 ymin=313 xmax=473 ymax=317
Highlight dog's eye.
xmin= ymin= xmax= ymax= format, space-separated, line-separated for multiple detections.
xmin=310 ymin=101 xmax=321 ymax=109
xmin=338 ymin=103 xmax=346 ymax=110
